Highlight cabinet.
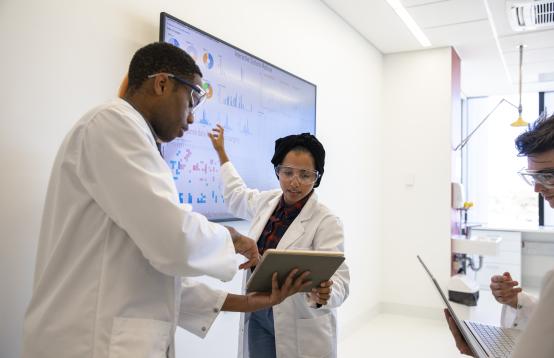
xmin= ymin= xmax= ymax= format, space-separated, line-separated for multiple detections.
xmin=471 ymin=229 xmax=522 ymax=289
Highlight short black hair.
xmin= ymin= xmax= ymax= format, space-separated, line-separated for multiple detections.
xmin=127 ymin=42 xmax=202 ymax=90
xmin=515 ymin=113 xmax=554 ymax=156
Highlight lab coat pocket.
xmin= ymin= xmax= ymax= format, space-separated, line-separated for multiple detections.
xmin=109 ymin=317 xmax=171 ymax=358
xmin=296 ymin=313 xmax=333 ymax=357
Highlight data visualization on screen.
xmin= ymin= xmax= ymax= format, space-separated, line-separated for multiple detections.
xmin=160 ymin=13 xmax=316 ymax=221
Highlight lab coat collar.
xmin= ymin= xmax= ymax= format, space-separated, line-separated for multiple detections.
xmin=275 ymin=191 xmax=317 ymax=250
xmin=116 ymin=98 xmax=159 ymax=151
xmin=250 ymin=195 xmax=282 ymax=242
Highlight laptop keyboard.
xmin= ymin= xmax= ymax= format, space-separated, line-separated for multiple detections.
xmin=466 ymin=321 xmax=517 ymax=358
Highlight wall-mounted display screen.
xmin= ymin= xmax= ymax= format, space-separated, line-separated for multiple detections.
xmin=160 ymin=12 xmax=316 ymax=220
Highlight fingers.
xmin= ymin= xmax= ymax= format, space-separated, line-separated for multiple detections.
xmin=311 ymin=289 xmax=331 ymax=302
xmin=283 ymin=268 xmax=300 ymax=289
xmin=490 ymin=272 xmax=522 ymax=308
xmin=271 ymin=272 xmax=279 ymax=292
xmin=232 ymin=234 xmax=261 ymax=270
xmin=491 ymin=273 xmax=517 ymax=285
xmin=314 ymin=287 xmax=332 ymax=295
xmin=489 ymin=273 xmax=521 ymax=306
xmin=444 ymin=309 xmax=456 ymax=332
xmin=284 ymin=269 xmax=311 ymax=291
xmin=504 ymin=272 xmax=513 ymax=280
xmin=491 ymin=284 xmax=521 ymax=295
xmin=208 ymin=124 xmax=225 ymax=145
xmin=238 ymin=251 xmax=260 ymax=270
xmin=207 ymin=132 xmax=216 ymax=146
xmin=237 ymin=242 xmax=261 ymax=270
xmin=490 ymin=273 xmax=519 ymax=303
xmin=294 ymin=271 xmax=312 ymax=292
xmin=309 ymin=280 xmax=333 ymax=305
xmin=272 ymin=269 xmax=310 ymax=303
xmin=210 ymin=124 xmax=224 ymax=137
xmin=444 ymin=309 xmax=474 ymax=356
xmin=490 ymin=280 xmax=519 ymax=290
xmin=492 ymin=287 xmax=522 ymax=303
xmin=317 ymin=280 xmax=333 ymax=293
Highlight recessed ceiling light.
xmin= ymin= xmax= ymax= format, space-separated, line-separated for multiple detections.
xmin=483 ymin=0 xmax=512 ymax=82
xmin=385 ymin=0 xmax=432 ymax=47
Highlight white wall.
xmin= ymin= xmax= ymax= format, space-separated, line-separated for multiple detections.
xmin=0 ymin=1 xmax=383 ymax=357
xmin=381 ymin=48 xmax=454 ymax=316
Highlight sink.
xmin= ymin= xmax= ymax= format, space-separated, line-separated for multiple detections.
xmin=451 ymin=235 xmax=502 ymax=256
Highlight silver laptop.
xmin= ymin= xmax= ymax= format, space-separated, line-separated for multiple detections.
xmin=417 ymin=255 xmax=520 ymax=358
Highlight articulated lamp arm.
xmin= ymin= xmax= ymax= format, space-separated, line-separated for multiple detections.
xmin=453 ymin=99 xmax=520 ymax=152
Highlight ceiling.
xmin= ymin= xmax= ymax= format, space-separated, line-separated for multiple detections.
xmin=322 ymin=0 xmax=554 ymax=97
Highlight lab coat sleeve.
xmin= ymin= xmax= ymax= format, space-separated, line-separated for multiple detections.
xmin=219 ymin=162 xmax=264 ymax=221
xmin=500 ymin=291 xmax=538 ymax=330
xmin=76 ymin=111 xmax=237 ymax=280
xmin=311 ymin=214 xmax=350 ymax=309
xmin=511 ymin=270 xmax=554 ymax=358
xmin=178 ymin=278 xmax=228 ymax=338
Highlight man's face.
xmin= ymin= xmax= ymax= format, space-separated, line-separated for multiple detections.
xmin=153 ymin=73 xmax=202 ymax=142
xmin=527 ymin=149 xmax=554 ymax=208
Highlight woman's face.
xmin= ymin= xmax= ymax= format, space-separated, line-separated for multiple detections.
xmin=277 ymin=150 xmax=317 ymax=205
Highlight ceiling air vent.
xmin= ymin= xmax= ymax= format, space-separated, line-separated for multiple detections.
xmin=507 ymin=0 xmax=554 ymax=31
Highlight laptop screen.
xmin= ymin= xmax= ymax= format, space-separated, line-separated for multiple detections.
xmin=416 ymin=255 xmax=480 ymax=356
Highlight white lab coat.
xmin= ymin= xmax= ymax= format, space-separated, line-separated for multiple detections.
xmin=22 ymin=99 xmax=237 ymax=358
xmin=500 ymin=291 xmax=537 ymax=330
xmin=511 ymin=269 xmax=554 ymax=358
xmin=219 ymin=162 xmax=350 ymax=358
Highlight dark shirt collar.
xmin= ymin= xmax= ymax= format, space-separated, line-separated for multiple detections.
xmin=275 ymin=190 xmax=313 ymax=222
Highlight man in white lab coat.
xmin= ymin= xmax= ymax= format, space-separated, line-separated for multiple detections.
xmin=446 ymin=113 xmax=554 ymax=357
xmin=21 ymin=42 xmax=302 ymax=358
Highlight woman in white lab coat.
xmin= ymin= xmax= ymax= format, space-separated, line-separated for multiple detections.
xmin=209 ymin=126 xmax=350 ymax=358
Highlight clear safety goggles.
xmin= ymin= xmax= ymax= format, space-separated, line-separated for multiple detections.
xmin=147 ymin=73 xmax=207 ymax=113
xmin=275 ymin=165 xmax=320 ymax=185
xmin=518 ymin=168 xmax=554 ymax=188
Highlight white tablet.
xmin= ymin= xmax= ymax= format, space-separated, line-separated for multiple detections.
xmin=246 ymin=249 xmax=345 ymax=293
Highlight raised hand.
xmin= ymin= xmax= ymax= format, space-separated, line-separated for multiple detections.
xmin=490 ymin=272 xmax=522 ymax=309
xmin=208 ymin=124 xmax=229 ymax=165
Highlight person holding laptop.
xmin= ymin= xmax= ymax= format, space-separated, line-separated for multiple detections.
xmin=209 ymin=126 xmax=350 ymax=358
xmin=446 ymin=113 xmax=554 ymax=357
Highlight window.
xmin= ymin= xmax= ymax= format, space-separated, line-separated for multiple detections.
xmin=462 ymin=94 xmax=539 ymax=227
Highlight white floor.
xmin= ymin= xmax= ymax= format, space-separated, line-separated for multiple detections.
xmin=337 ymin=288 xmax=518 ymax=358
xmin=338 ymin=313 xmax=467 ymax=358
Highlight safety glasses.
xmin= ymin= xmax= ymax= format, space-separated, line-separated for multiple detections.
xmin=518 ymin=168 xmax=554 ymax=188
xmin=275 ymin=165 xmax=320 ymax=185
xmin=147 ymin=73 xmax=207 ymax=113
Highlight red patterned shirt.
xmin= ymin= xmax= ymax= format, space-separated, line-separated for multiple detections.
xmin=256 ymin=191 xmax=313 ymax=255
